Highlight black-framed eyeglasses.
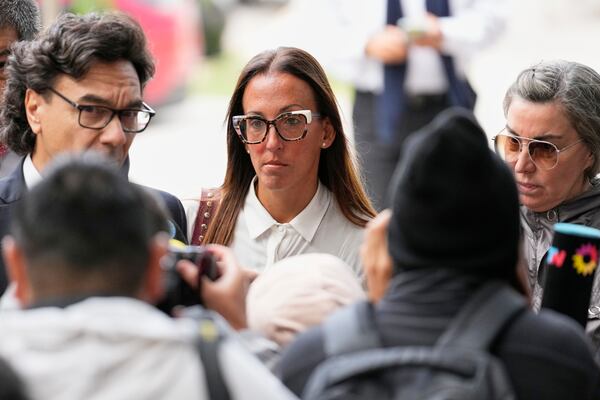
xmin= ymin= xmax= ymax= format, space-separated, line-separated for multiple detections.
xmin=493 ymin=129 xmax=583 ymax=170
xmin=47 ymin=87 xmax=155 ymax=133
xmin=232 ymin=110 xmax=321 ymax=144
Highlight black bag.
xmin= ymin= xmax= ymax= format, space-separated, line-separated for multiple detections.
xmin=183 ymin=306 xmax=232 ymax=400
xmin=302 ymin=282 xmax=525 ymax=400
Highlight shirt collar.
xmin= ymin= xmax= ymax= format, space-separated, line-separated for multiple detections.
xmin=23 ymin=154 xmax=43 ymax=189
xmin=289 ymin=181 xmax=330 ymax=242
xmin=243 ymin=177 xmax=331 ymax=242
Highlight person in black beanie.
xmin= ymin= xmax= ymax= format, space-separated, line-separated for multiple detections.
xmin=277 ymin=108 xmax=600 ymax=399
xmin=387 ymin=107 xmax=521 ymax=284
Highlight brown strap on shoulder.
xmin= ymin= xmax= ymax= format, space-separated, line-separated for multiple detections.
xmin=191 ymin=188 xmax=222 ymax=245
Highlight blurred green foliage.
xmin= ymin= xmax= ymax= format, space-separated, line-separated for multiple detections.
xmin=187 ymin=51 xmax=353 ymax=105
xmin=188 ymin=52 xmax=243 ymax=97
xmin=67 ymin=0 xmax=115 ymax=13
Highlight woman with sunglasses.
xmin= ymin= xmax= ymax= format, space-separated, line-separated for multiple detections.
xmin=494 ymin=60 xmax=600 ymax=348
xmin=185 ymin=47 xmax=376 ymax=276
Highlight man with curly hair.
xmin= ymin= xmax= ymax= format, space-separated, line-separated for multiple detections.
xmin=0 ymin=0 xmax=41 ymax=177
xmin=0 ymin=12 xmax=188 ymax=295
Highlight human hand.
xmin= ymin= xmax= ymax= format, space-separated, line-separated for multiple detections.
xmin=178 ymin=244 xmax=249 ymax=330
xmin=365 ymin=25 xmax=408 ymax=64
xmin=360 ymin=210 xmax=394 ymax=303
xmin=411 ymin=13 xmax=443 ymax=49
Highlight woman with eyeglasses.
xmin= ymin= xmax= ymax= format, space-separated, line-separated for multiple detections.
xmin=494 ymin=60 xmax=600 ymax=348
xmin=185 ymin=47 xmax=376 ymax=276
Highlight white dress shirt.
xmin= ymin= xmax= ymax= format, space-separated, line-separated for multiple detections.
xmin=23 ymin=154 xmax=43 ymax=189
xmin=184 ymin=179 xmax=365 ymax=277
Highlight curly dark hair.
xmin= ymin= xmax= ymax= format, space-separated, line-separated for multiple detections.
xmin=0 ymin=0 xmax=41 ymax=40
xmin=0 ymin=12 xmax=155 ymax=155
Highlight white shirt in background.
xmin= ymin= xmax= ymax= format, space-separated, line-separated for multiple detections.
xmin=307 ymin=0 xmax=508 ymax=94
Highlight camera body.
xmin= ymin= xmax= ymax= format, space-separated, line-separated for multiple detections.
xmin=157 ymin=241 xmax=218 ymax=314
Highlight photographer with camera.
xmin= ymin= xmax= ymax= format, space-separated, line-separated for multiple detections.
xmin=0 ymin=154 xmax=295 ymax=400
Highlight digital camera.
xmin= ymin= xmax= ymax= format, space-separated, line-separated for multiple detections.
xmin=157 ymin=240 xmax=218 ymax=314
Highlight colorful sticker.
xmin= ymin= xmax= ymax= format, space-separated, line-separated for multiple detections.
xmin=546 ymin=246 xmax=566 ymax=268
xmin=572 ymin=243 xmax=599 ymax=276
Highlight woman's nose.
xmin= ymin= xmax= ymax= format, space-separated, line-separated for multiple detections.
xmin=264 ymin=124 xmax=283 ymax=150
xmin=514 ymin=143 xmax=536 ymax=173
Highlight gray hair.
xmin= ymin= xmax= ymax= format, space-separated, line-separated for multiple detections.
xmin=503 ymin=60 xmax=600 ymax=180
xmin=0 ymin=0 xmax=41 ymax=40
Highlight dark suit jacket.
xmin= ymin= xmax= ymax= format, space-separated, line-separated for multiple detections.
xmin=0 ymin=158 xmax=188 ymax=294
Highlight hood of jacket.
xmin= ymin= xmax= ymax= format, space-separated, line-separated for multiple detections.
xmin=0 ymin=297 xmax=206 ymax=400
xmin=521 ymin=182 xmax=600 ymax=322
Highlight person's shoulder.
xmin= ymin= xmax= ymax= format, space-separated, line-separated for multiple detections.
xmin=276 ymin=324 xmax=327 ymax=396
xmin=0 ymin=160 xmax=26 ymax=205
xmin=148 ymin=187 xmax=182 ymax=207
xmin=498 ymin=309 xmax=600 ymax=399
xmin=505 ymin=308 xmax=594 ymax=355
xmin=137 ymin=185 xmax=187 ymax=239
xmin=136 ymin=186 xmax=184 ymax=219
xmin=322 ymin=195 xmax=367 ymax=233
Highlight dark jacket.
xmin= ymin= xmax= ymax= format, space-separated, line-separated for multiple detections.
xmin=521 ymin=182 xmax=600 ymax=349
xmin=0 ymin=158 xmax=188 ymax=294
xmin=277 ymin=269 xmax=600 ymax=399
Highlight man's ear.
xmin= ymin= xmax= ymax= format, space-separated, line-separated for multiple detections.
xmin=321 ymin=117 xmax=336 ymax=149
xmin=24 ymin=88 xmax=43 ymax=135
xmin=2 ymin=236 xmax=33 ymax=306
xmin=140 ymin=233 xmax=169 ymax=304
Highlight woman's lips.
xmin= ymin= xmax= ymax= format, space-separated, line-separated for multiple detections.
xmin=263 ymin=160 xmax=287 ymax=171
xmin=517 ymin=181 xmax=540 ymax=194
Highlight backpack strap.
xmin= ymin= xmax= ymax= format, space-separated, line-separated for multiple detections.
xmin=184 ymin=306 xmax=232 ymax=400
xmin=322 ymin=300 xmax=382 ymax=357
xmin=191 ymin=188 xmax=222 ymax=245
xmin=436 ymin=281 xmax=526 ymax=350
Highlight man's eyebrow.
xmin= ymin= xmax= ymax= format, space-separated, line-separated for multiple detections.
xmin=78 ymin=94 xmax=143 ymax=108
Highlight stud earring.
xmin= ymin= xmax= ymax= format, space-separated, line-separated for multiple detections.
xmin=322 ymin=142 xmax=327 ymax=148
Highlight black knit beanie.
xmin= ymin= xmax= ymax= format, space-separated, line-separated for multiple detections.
xmin=387 ymin=108 xmax=520 ymax=280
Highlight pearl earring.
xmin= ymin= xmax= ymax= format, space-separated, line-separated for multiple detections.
xmin=322 ymin=142 xmax=327 ymax=148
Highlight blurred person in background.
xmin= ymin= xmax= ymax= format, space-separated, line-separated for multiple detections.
xmin=0 ymin=11 xmax=188 ymax=295
xmin=0 ymin=154 xmax=296 ymax=400
xmin=0 ymin=0 xmax=41 ymax=178
xmin=277 ymin=108 xmax=600 ymax=399
xmin=315 ymin=0 xmax=507 ymax=210
xmin=184 ymin=47 xmax=376 ymax=276
xmin=495 ymin=59 xmax=600 ymax=351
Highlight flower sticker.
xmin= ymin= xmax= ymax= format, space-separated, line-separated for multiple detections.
xmin=572 ymin=243 xmax=599 ymax=276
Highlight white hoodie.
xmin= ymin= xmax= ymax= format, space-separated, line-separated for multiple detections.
xmin=0 ymin=297 xmax=296 ymax=400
